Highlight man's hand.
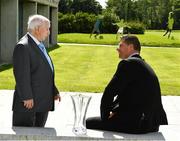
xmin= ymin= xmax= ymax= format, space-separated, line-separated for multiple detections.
xmin=23 ymin=99 xmax=34 ymax=109
xmin=108 ymin=112 xmax=117 ymax=119
xmin=54 ymin=94 xmax=61 ymax=102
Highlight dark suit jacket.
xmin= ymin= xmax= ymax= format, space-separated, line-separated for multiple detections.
xmin=12 ymin=34 xmax=59 ymax=112
xmin=100 ymin=54 xmax=168 ymax=132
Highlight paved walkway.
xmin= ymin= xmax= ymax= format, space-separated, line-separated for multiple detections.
xmin=58 ymin=43 xmax=180 ymax=49
xmin=58 ymin=42 xmax=116 ymax=47
xmin=0 ymin=90 xmax=180 ymax=140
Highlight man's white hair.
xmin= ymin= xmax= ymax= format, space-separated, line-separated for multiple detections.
xmin=27 ymin=14 xmax=50 ymax=32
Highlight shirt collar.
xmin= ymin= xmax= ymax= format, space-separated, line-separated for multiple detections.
xmin=27 ymin=32 xmax=41 ymax=45
xmin=127 ymin=52 xmax=140 ymax=59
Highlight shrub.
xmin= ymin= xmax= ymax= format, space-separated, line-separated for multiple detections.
xmin=101 ymin=12 xmax=119 ymax=33
xmin=174 ymin=8 xmax=180 ymax=29
xmin=58 ymin=12 xmax=97 ymax=33
xmin=58 ymin=13 xmax=76 ymax=33
xmin=126 ymin=21 xmax=145 ymax=34
xmin=74 ymin=12 xmax=96 ymax=33
xmin=58 ymin=12 xmax=146 ymax=34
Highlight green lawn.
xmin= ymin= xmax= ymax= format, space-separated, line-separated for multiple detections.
xmin=58 ymin=30 xmax=180 ymax=47
xmin=0 ymin=45 xmax=180 ymax=96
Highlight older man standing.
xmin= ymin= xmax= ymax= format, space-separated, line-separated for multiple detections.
xmin=12 ymin=15 xmax=61 ymax=127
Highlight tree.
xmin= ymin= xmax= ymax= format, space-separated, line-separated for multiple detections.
xmin=173 ymin=0 xmax=180 ymax=29
xmin=105 ymin=0 xmax=180 ymax=29
xmin=71 ymin=0 xmax=102 ymax=14
xmin=58 ymin=0 xmax=72 ymax=14
xmin=58 ymin=0 xmax=102 ymax=15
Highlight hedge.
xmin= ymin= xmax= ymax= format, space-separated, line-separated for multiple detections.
xmin=58 ymin=12 xmax=145 ymax=34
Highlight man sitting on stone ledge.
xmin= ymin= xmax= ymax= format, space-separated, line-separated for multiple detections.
xmin=86 ymin=35 xmax=168 ymax=134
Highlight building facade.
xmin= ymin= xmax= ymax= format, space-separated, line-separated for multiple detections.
xmin=0 ymin=0 xmax=59 ymax=64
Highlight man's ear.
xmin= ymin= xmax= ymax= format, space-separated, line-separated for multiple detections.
xmin=128 ymin=44 xmax=134 ymax=51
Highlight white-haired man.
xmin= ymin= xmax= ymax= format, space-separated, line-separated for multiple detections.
xmin=12 ymin=14 xmax=61 ymax=127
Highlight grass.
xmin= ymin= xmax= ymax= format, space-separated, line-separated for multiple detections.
xmin=141 ymin=47 xmax=180 ymax=96
xmin=0 ymin=45 xmax=180 ymax=96
xmin=58 ymin=30 xmax=180 ymax=47
xmin=0 ymin=64 xmax=14 ymax=89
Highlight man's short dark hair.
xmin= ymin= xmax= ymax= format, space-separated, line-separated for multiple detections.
xmin=121 ymin=35 xmax=141 ymax=52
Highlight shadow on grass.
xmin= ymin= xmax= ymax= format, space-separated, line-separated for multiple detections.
xmin=0 ymin=44 xmax=60 ymax=72
xmin=0 ymin=64 xmax=12 ymax=72
xmin=47 ymin=44 xmax=61 ymax=52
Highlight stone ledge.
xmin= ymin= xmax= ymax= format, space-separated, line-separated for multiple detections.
xmin=0 ymin=91 xmax=180 ymax=140
xmin=0 ymin=125 xmax=180 ymax=141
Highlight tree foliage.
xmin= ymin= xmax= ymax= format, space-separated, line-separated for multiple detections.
xmin=106 ymin=0 xmax=180 ymax=29
xmin=58 ymin=12 xmax=97 ymax=33
xmin=58 ymin=0 xmax=102 ymax=15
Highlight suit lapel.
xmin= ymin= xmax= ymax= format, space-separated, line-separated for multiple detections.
xmin=27 ymin=34 xmax=54 ymax=74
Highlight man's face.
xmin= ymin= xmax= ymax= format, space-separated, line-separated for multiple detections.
xmin=117 ymin=40 xmax=132 ymax=59
xmin=36 ymin=23 xmax=50 ymax=41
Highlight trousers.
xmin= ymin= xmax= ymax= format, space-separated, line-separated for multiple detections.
xmin=86 ymin=116 xmax=159 ymax=134
xmin=13 ymin=111 xmax=48 ymax=127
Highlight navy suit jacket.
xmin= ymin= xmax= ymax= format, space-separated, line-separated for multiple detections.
xmin=100 ymin=54 xmax=168 ymax=131
xmin=12 ymin=34 xmax=59 ymax=112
